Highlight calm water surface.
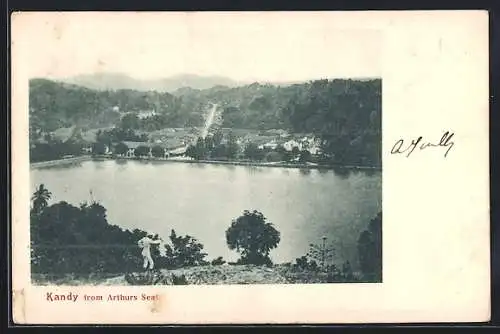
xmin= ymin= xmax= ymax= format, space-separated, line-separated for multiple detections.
xmin=30 ymin=160 xmax=382 ymax=269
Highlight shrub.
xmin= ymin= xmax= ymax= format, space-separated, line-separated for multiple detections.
xmin=293 ymin=255 xmax=319 ymax=272
xmin=160 ymin=229 xmax=208 ymax=269
xmin=211 ymin=256 xmax=226 ymax=265
xmin=172 ymin=274 xmax=188 ymax=285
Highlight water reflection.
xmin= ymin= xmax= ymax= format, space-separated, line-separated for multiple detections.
xmin=317 ymin=168 xmax=330 ymax=175
xmin=192 ymin=163 xmax=207 ymax=169
xmin=332 ymin=167 xmax=352 ymax=179
xmin=299 ymin=168 xmax=312 ymax=176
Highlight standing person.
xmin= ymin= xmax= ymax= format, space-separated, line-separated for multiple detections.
xmin=137 ymin=234 xmax=163 ymax=271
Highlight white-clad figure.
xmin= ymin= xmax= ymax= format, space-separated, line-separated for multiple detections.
xmin=138 ymin=235 xmax=163 ymax=270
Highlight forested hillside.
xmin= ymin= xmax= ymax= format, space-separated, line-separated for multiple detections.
xmin=175 ymin=79 xmax=382 ymax=165
xmin=30 ymin=77 xmax=381 ymax=166
xmin=29 ymin=79 xmax=186 ymax=132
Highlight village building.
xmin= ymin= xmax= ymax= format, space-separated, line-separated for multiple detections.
xmin=121 ymin=139 xmax=186 ymax=159
xmin=283 ymin=139 xmax=301 ymax=152
xmin=137 ymin=109 xmax=157 ymax=119
xmin=259 ymin=140 xmax=279 ymax=150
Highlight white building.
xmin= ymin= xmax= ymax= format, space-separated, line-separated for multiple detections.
xmin=283 ymin=139 xmax=301 ymax=152
xmin=137 ymin=110 xmax=157 ymax=120
xmin=122 ymin=140 xmax=186 ymax=159
xmin=259 ymin=140 xmax=279 ymax=150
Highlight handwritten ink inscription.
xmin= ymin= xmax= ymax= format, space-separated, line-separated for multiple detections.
xmin=391 ymin=131 xmax=455 ymax=158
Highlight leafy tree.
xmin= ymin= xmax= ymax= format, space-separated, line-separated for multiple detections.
xmin=275 ymin=145 xmax=291 ymax=162
xmin=299 ymin=150 xmax=312 ymax=163
xmin=194 ymin=137 xmax=207 ymax=160
xmin=244 ymin=142 xmax=264 ymax=161
xmin=212 ymin=144 xmax=227 ymax=159
xmin=120 ymin=113 xmax=140 ymax=130
xmin=96 ymin=129 xmax=113 ymax=147
xmin=185 ymin=144 xmax=197 ymax=159
xmin=225 ymin=210 xmax=280 ymax=266
xmin=162 ymin=229 xmax=208 ymax=268
xmin=151 ymin=145 xmax=165 ymax=158
xmin=226 ymin=132 xmax=239 ymax=159
xmin=357 ymin=211 xmax=382 ymax=282
xmin=134 ymin=145 xmax=150 ymax=158
xmin=92 ymin=142 xmax=107 ymax=155
xmin=213 ymin=130 xmax=224 ymax=146
xmin=31 ymin=184 xmax=52 ymax=215
xmin=204 ymin=135 xmax=215 ymax=152
xmin=30 ymin=186 xmax=149 ymax=275
xmin=185 ymin=138 xmax=207 ymax=160
xmin=114 ymin=142 xmax=128 ymax=156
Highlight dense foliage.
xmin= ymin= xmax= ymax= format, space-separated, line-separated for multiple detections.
xmin=357 ymin=211 xmax=382 ymax=282
xmin=225 ymin=210 xmax=281 ymax=266
xmin=29 ymin=78 xmax=188 ymax=133
xmin=30 ymin=185 xmax=209 ymax=275
xmin=30 ymin=140 xmax=84 ymax=162
xmin=159 ymin=229 xmax=209 ymax=269
xmin=31 ymin=199 xmax=144 ymax=274
xmin=30 ymin=185 xmax=382 ymax=284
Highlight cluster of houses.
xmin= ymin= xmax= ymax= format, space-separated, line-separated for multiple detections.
xmin=72 ymin=122 xmax=323 ymax=160
xmin=111 ymin=106 xmax=159 ymax=120
xmin=83 ymin=138 xmax=188 ymax=159
xmin=256 ymin=136 xmax=323 ymax=155
xmin=120 ymin=140 xmax=187 ymax=158
xmin=136 ymin=109 xmax=158 ymax=120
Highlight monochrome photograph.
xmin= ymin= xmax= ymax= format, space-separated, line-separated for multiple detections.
xmin=11 ymin=10 xmax=490 ymax=325
xmin=26 ymin=14 xmax=382 ymax=287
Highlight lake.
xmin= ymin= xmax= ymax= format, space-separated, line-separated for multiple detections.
xmin=30 ymin=159 xmax=382 ymax=269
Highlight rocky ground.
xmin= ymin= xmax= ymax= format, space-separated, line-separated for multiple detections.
xmin=32 ymin=264 xmax=366 ymax=286
xmin=114 ymin=265 xmax=292 ymax=285
xmin=32 ymin=264 xmax=355 ymax=286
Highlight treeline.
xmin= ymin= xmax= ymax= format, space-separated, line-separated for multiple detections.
xmin=30 ymin=184 xmax=212 ymax=274
xmin=31 ymin=184 xmax=382 ymax=283
xmin=29 ymin=79 xmax=198 ymax=133
xmin=30 ymin=140 xmax=85 ymax=163
xmin=30 ymin=185 xmax=281 ymax=274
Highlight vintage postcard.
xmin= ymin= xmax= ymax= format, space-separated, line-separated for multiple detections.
xmin=11 ymin=11 xmax=489 ymax=324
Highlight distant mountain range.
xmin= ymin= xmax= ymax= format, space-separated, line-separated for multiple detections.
xmin=55 ymin=73 xmax=246 ymax=93
xmin=48 ymin=72 xmax=358 ymax=93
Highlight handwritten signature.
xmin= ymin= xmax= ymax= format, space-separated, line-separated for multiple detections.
xmin=391 ymin=131 xmax=455 ymax=158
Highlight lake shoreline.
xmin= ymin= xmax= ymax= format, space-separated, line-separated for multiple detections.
xmin=30 ymin=154 xmax=382 ymax=171
xmin=30 ymin=155 xmax=92 ymax=169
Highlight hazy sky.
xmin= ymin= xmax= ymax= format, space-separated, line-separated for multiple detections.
xmin=13 ymin=12 xmax=381 ymax=82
